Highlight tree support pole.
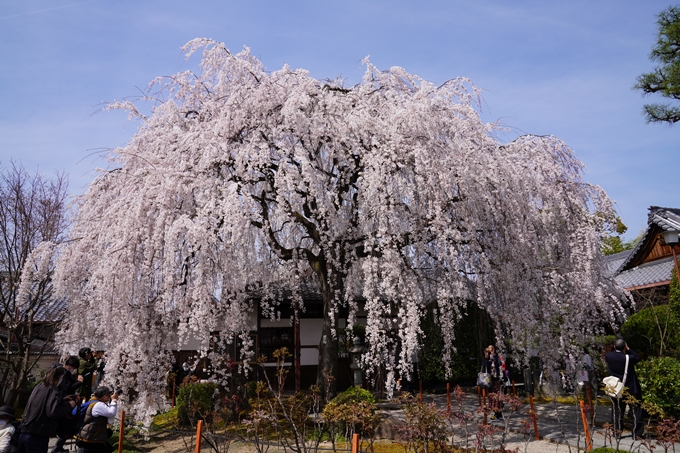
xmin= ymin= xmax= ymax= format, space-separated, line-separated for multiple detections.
xmin=580 ymin=400 xmax=592 ymax=451
xmin=529 ymin=396 xmax=539 ymax=440
xmin=195 ymin=420 xmax=203 ymax=453
xmin=351 ymin=433 xmax=360 ymax=453
xmin=483 ymin=388 xmax=487 ymax=426
xmin=117 ymin=410 xmax=125 ymax=453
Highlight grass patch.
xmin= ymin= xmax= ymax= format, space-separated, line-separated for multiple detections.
xmin=110 ymin=430 xmax=143 ymax=453
xmin=150 ymin=406 xmax=179 ymax=431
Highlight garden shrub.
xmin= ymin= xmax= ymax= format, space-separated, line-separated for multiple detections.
xmin=636 ymin=356 xmax=680 ymax=418
xmin=621 ymin=305 xmax=680 ymax=356
xmin=397 ymin=396 xmax=449 ymax=453
xmin=329 ymin=386 xmax=375 ymax=405
xmin=176 ymin=381 xmax=218 ymax=426
xmin=322 ymin=386 xmax=379 ymax=448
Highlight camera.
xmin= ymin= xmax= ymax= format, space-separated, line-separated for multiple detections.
xmin=115 ymin=388 xmax=124 ymax=395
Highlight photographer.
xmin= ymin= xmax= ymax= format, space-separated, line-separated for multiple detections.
xmin=52 ymin=357 xmax=84 ymax=453
xmin=77 ymin=348 xmax=97 ymax=400
xmin=76 ymin=386 xmax=120 ymax=453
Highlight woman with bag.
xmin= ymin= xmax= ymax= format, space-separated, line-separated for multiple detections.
xmin=481 ymin=345 xmax=504 ymax=421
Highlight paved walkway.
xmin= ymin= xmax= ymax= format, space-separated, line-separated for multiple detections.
xmin=378 ymin=390 xmax=680 ymax=452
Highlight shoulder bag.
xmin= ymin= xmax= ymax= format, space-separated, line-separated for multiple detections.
xmin=603 ymin=354 xmax=629 ymax=398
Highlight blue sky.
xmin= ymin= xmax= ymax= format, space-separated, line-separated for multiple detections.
xmin=0 ymin=1 xmax=677 ymax=239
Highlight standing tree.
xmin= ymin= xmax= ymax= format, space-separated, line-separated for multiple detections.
xmin=0 ymin=162 xmax=68 ymax=407
xmin=634 ymin=6 xmax=680 ymax=124
xmin=55 ymin=40 xmax=626 ymax=417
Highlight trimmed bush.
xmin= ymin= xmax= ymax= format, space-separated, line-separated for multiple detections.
xmin=621 ymin=305 xmax=680 ymax=356
xmin=323 ymin=386 xmax=379 ymax=444
xmin=636 ymin=356 xmax=680 ymax=418
xmin=329 ymin=386 xmax=375 ymax=405
xmin=176 ymin=381 xmax=218 ymax=426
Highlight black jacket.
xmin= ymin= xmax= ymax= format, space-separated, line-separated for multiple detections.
xmin=605 ymin=349 xmax=642 ymax=396
xmin=58 ymin=370 xmax=82 ymax=396
xmin=21 ymin=383 xmax=73 ymax=436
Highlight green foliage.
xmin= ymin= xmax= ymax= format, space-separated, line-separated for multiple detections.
xmin=636 ymin=356 xmax=680 ymax=418
xmin=602 ymin=221 xmax=641 ymax=256
xmin=591 ymin=449 xmax=628 ymax=453
xmin=670 ymin=267 xmax=680 ymax=314
xmin=149 ymin=406 xmax=178 ymax=431
xmin=620 ymin=305 xmax=680 ymax=356
xmin=419 ymin=302 xmax=491 ymax=384
xmin=329 ymin=386 xmax=375 ymax=405
xmin=635 ymin=6 xmax=680 ymax=124
xmin=323 ymin=386 xmax=379 ymax=444
xmin=109 ymin=429 xmax=142 ymax=453
xmin=176 ymin=381 xmax=218 ymax=426
xmin=602 ymin=236 xmax=638 ymax=256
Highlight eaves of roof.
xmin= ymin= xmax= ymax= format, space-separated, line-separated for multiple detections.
xmin=616 ymin=206 xmax=680 ymax=274
xmin=615 ymin=256 xmax=676 ymax=290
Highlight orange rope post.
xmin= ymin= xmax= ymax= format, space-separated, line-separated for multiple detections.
xmin=511 ymin=380 xmax=517 ymax=397
xmin=529 ymin=396 xmax=539 ymax=440
xmin=477 ymin=385 xmax=481 ymax=406
xmin=351 ymin=433 xmax=360 ymax=453
xmin=446 ymin=382 xmax=451 ymax=412
xmin=117 ymin=410 xmax=125 ymax=453
xmin=195 ymin=420 xmax=203 ymax=453
xmin=584 ymin=383 xmax=594 ymax=421
xmin=580 ymin=400 xmax=592 ymax=451
xmin=483 ymin=388 xmax=488 ymax=426
xmin=419 ymin=380 xmax=423 ymax=403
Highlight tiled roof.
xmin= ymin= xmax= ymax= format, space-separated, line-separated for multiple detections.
xmin=604 ymin=250 xmax=633 ymax=277
xmin=649 ymin=206 xmax=680 ymax=232
xmin=617 ymin=206 xmax=680 ymax=274
xmin=34 ymin=297 xmax=68 ymax=322
xmin=612 ymin=206 xmax=680 ymax=290
xmin=615 ymin=256 xmax=674 ymax=290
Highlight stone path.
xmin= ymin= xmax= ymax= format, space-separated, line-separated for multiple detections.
xmin=379 ymin=390 xmax=680 ymax=452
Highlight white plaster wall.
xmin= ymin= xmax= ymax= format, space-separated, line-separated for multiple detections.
xmin=300 ymin=319 xmax=323 ymax=345
xmin=301 ymin=347 xmax=318 ymax=366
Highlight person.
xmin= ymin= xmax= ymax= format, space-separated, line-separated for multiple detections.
xmin=53 ymin=356 xmax=85 ymax=453
xmin=0 ymin=406 xmax=16 ymax=453
xmin=77 ymin=348 xmax=98 ymax=401
xmin=18 ymin=367 xmax=77 ymax=453
xmin=482 ymin=344 xmax=503 ymax=420
xmin=93 ymin=354 xmax=106 ymax=391
xmin=76 ymin=386 xmax=119 ymax=453
xmin=58 ymin=356 xmax=85 ymax=396
xmin=605 ymin=339 xmax=644 ymax=440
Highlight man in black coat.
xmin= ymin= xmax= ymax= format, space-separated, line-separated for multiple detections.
xmin=605 ymin=339 xmax=644 ymax=439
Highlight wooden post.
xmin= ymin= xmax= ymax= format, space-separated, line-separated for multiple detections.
xmin=580 ymin=400 xmax=592 ymax=451
xmin=117 ymin=410 xmax=125 ymax=453
xmin=172 ymin=383 xmax=176 ymax=407
xmin=195 ymin=420 xmax=203 ymax=453
xmin=477 ymin=385 xmax=481 ymax=406
xmin=529 ymin=395 xmax=539 ymax=440
xmin=351 ymin=433 xmax=360 ymax=453
xmin=419 ymin=380 xmax=423 ymax=403
xmin=584 ymin=382 xmax=594 ymax=421
xmin=446 ymin=382 xmax=451 ymax=412
xmin=511 ymin=380 xmax=517 ymax=397
xmin=483 ymin=388 xmax=487 ymax=425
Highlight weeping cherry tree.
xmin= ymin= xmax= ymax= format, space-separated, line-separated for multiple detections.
xmin=54 ymin=39 xmax=626 ymax=422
